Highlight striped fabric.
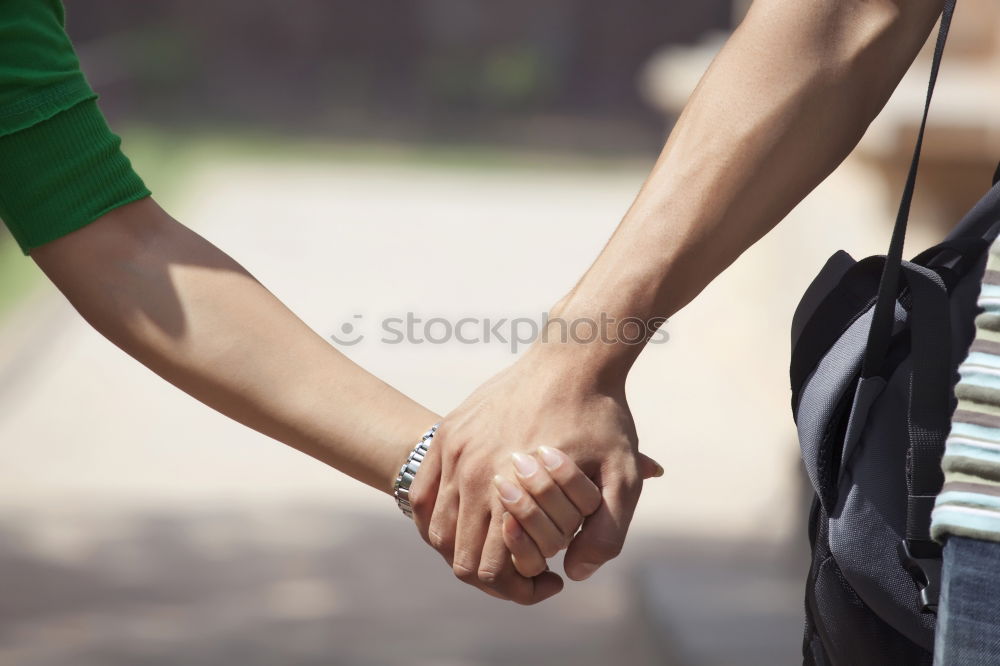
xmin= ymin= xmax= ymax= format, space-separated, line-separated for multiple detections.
xmin=932 ymin=243 xmax=1000 ymax=543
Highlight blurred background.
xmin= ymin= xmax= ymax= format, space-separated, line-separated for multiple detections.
xmin=1 ymin=1 xmax=999 ymax=664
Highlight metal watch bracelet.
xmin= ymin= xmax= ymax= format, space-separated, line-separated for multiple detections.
xmin=393 ymin=423 xmax=440 ymax=519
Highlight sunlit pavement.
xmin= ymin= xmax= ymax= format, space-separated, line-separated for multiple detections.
xmin=0 ymin=505 xmax=810 ymax=666
xmin=0 ymin=153 xmax=907 ymax=664
xmin=0 ymin=508 xmax=660 ymax=666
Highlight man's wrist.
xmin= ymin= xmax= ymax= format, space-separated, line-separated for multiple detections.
xmin=526 ymin=296 xmax=660 ymax=390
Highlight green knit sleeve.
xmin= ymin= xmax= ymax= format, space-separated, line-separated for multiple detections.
xmin=0 ymin=0 xmax=150 ymax=253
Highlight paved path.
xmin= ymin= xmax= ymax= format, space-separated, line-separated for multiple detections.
xmin=0 ymin=507 xmax=665 ymax=666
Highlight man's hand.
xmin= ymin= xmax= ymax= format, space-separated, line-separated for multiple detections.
xmin=408 ymin=343 xmax=651 ymax=604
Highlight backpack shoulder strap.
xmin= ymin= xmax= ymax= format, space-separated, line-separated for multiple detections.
xmin=861 ymin=0 xmax=957 ymax=379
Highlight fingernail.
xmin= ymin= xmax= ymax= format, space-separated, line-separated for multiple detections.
xmin=537 ymin=445 xmax=563 ymax=471
xmin=494 ymin=475 xmax=523 ymax=502
xmin=503 ymin=512 xmax=523 ymax=537
xmin=653 ymin=462 xmax=664 ymax=478
xmin=512 ymin=452 xmax=539 ymax=477
xmin=574 ymin=563 xmax=600 ymax=580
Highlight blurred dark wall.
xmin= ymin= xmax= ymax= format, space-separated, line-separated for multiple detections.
xmin=66 ymin=0 xmax=731 ymax=149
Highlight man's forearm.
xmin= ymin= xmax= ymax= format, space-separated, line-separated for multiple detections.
xmin=545 ymin=0 xmax=945 ymax=380
xmin=32 ymin=197 xmax=437 ymax=493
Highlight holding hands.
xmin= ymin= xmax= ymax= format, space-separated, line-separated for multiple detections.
xmin=407 ymin=343 xmax=662 ymax=604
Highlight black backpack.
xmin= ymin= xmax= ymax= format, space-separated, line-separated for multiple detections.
xmin=790 ymin=1 xmax=1000 ymax=663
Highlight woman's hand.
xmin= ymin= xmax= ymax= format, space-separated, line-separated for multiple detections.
xmin=500 ymin=446 xmax=662 ymax=578
xmin=495 ymin=445 xmax=603 ymax=577
xmin=407 ymin=341 xmax=658 ymax=604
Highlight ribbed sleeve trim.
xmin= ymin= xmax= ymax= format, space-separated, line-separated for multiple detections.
xmin=0 ymin=98 xmax=151 ymax=254
xmin=0 ymin=72 xmax=95 ymax=138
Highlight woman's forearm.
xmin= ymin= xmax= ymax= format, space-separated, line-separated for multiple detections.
xmin=32 ymin=197 xmax=437 ymax=493
xmin=545 ymin=0 xmax=945 ymax=381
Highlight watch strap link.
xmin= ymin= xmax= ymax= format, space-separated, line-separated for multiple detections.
xmin=393 ymin=423 xmax=440 ymax=519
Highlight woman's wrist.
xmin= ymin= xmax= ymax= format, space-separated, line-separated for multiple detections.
xmin=375 ymin=407 xmax=442 ymax=496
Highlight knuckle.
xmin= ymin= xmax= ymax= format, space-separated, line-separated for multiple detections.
xmin=477 ymin=566 xmax=501 ymax=587
xmin=581 ymin=494 xmax=602 ymax=516
xmin=532 ymin=474 xmax=558 ymax=496
xmin=559 ymin=514 xmax=583 ymax=539
xmin=477 ymin=550 xmax=509 ymax=587
xmin=440 ymin=438 xmax=465 ymax=468
xmin=453 ymin=561 xmax=478 ymax=583
xmin=410 ymin=487 xmax=431 ymax=515
xmin=562 ymin=454 xmax=593 ymax=479
xmin=428 ymin=529 xmax=452 ymax=554
xmin=517 ymin=502 xmax=541 ymax=522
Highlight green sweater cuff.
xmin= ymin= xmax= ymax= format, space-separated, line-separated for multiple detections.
xmin=0 ymin=98 xmax=151 ymax=254
xmin=0 ymin=72 xmax=95 ymax=138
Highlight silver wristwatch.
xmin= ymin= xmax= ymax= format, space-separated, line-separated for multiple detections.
xmin=393 ymin=423 xmax=440 ymax=519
